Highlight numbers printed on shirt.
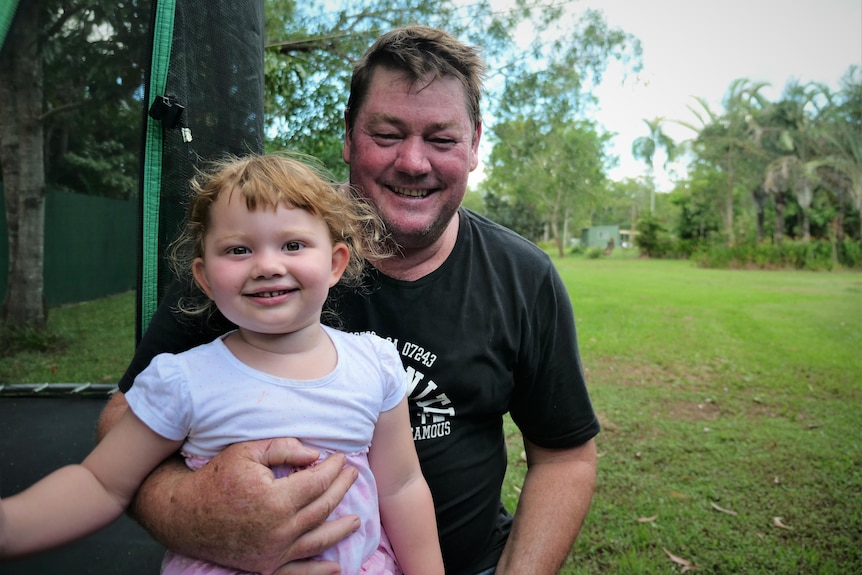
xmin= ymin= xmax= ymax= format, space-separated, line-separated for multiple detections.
xmin=402 ymin=341 xmax=437 ymax=368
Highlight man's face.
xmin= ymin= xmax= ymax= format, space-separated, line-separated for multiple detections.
xmin=343 ymin=67 xmax=481 ymax=252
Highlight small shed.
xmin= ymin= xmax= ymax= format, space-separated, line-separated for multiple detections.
xmin=581 ymin=225 xmax=621 ymax=249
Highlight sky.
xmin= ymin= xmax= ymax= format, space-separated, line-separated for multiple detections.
xmin=473 ymin=0 xmax=862 ymax=189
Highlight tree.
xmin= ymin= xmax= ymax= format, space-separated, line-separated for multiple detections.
xmin=0 ymin=1 xmax=147 ymax=331
xmin=483 ymin=116 xmax=611 ymax=257
xmin=632 ymin=116 xmax=676 ymax=213
xmin=757 ymin=81 xmax=829 ymax=242
xmin=678 ymin=80 xmax=771 ymax=244
xmin=482 ymin=191 xmax=544 ymax=242
xmin=262 ymin=0 xmax=566 ymax=176
xmin=480 ymin=7 xmax=640 ymax=256
xmin=1 ymin=2 xmax=45 ymax=329
xmin=810 ymin=66 xmax=862 ymax=240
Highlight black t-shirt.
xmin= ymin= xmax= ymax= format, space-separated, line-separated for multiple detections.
xmin=120 ymin=207 xmax=599 ymax=575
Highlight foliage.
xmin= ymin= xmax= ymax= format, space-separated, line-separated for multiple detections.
xmin=475 ymin=7 xmax=640 ymax=257
xmin=1 ymin=0 xmax=148 ymax=331
xmin=0 ymin=325 xmax=67 ymax=357
xmin=263 ymin=0 xmax=570 ymax=175
xmin=634 ymin=214 xmax=672 ymax=258
xmin=632 ymin=117 xmax=676 ymax=213
xmin=482 ymin=118 xmax=612 ymax=256
xmin=39 ymin=0 xmax=148 ymax=199
xmin=692 ymin=238 xmax=862 ymax=271
xmin=585 ymin=247 xmax=604 ymax=259
xmin=593 ymin=178 xmax=648 ymax=228
xmin=0 ymin=291 xmax=135 ymax=384
xmin=675 ymin=70 xmax=862 ymax=249
xmin=482 ymin=191 xmax=544 ymax=243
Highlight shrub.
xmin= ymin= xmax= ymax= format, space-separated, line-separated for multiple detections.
xmin=692 ymin=238 xmax=862 ymax=271
xmin=0 ymin=326 xmax=67 ymax=358
xmin=586 ymin=247 xmax=604 ymax=259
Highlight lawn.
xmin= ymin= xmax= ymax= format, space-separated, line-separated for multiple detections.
xmin=503 ymin=252 xmax=862 ymax=574
xmin=1 ymin=253 xmax=860 ymax=573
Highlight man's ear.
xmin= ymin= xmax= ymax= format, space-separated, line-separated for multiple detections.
xmin=470 ymin=121 xmax=482 ymax=171
xmin=192 ymin=258 xmax=214 ymax=299
xmin=342 ymin=109 xmax=352 ymax=165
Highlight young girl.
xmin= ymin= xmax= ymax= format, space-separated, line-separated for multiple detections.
xmin=0 ymin=154 xmax=444 ymax=575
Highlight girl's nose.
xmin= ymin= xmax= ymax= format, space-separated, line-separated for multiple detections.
xmin=252 ymin=252 xmax=287 ymax=279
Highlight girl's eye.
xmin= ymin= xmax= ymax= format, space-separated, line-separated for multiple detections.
xmin=284 ymin=241 xmax=304 ymax=252
xmin=228 ymin=246 xmax=250 ymax=255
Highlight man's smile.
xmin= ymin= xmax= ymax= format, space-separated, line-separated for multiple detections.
xmin=390 ymin=186 xmax=430 ymax=198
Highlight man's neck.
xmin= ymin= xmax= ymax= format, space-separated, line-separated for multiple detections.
xmin=375 ymin=212 xmax=460 ymax=281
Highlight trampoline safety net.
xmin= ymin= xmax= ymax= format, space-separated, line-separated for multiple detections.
xmin=1 ymin=2 xmax=265 ymax=573
xmin=139 ymin=0 xmax=266 ymax=341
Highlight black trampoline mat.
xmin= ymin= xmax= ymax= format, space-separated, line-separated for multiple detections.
xmin=0 ymin=396 xmax=165 ymax=574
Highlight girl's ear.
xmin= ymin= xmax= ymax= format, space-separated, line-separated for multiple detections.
xmin=329 ymin=242 xmax=350 ymax=287
xmin=192 ymin=258 xmax=215 ymax=299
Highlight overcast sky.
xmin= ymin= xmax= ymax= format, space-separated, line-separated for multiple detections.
xmin=473 ymin=0 xmax=862 ymax=189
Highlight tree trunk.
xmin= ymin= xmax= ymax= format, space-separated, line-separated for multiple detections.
xmin=801 ymin=210 xmax=810 ymax=243
xmin=756 ymin=208 xmax=765 ymax=244
xmin=724 ymin=149 xmax=735 ymax=245
xmin=773 ymin=193 xmax=786 ymax=245
xmin=0 ymin=1 xmax=47 ymax=330
xmin=549 ymin=207 xmax=564 ymax=258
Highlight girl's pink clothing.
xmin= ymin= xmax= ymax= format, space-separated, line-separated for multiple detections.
xmin=125 ymin=328 xmax=409 ymax=575
xmin=160 ymin=453 xmax=400 ymax=575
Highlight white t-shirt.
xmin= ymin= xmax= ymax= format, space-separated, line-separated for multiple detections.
xmin=125 ymin=325 xmax=407 ymax=570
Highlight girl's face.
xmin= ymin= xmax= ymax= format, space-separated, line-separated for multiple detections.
xmin=192 ymin=188 xmax=349 ymax=337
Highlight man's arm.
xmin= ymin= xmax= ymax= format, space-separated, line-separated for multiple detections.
xmin=98 ymin=393 xmax=360 ymax=575
xmin=495 ymin=438 xmax=597 ymax=574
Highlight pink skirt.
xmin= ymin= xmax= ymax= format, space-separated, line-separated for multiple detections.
xmin=160 ymin=453 xmax=400 ymax=575
xmin=160 ymin=530 xmax=398 ymax=575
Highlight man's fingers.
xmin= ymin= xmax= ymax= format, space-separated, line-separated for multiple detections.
xmin=259 ymin=437 xmax=322 ymax=468
xmin=273 ymin=558 xmax=342 ymax=575
xmin=279 ymin=455 xmax=357 ymax=526
xmin=273 ymin=515 xmax=360 ymax=575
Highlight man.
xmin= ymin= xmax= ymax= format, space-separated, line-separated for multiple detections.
xmin=100 ymin=25 xmax=599 ymax=575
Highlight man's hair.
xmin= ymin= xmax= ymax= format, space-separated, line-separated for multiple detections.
xmin=345 ymin=25 xmax=486 ymax=132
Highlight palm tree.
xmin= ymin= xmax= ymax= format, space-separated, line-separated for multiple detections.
xmin=759 ymin=81 xmax=826 ymax=242
xmin=810 ymin=67 xmax=862 ymax=240
xmin=632 ymin=116 xmax=676 ymax=213
xmin=679 ymin=80 xmax=770 ymax=244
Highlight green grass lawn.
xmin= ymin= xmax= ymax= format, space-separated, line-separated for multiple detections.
xmin=0 ymin=290 xmax=136 ymax=385
xmin=504 ymin=252 xmax=862 ymax=573
xmin=2 ymin=254 xmax=860 ymax=572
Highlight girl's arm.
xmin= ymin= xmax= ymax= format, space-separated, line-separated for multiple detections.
xmin=1 ymin=410 xmax=182 ymax=559
xmin=368 ymin=397 xmax=444 ymax=575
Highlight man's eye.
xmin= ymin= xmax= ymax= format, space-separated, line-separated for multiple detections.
xmin=374 ymin=133 xmax=401 ymax=141
xmin=284 ymin=241 xmax=304 ymax=252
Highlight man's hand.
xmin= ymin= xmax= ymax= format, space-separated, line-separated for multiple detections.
xmin=100 ymin=394 xmax=359 ymax=574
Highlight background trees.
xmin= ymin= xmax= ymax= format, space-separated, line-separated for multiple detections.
xmin=0 ymin=1 xmax=147 ymax=331
xmin=2 ymin=1 xmax=860 ymax=333
xmin=632 ymin=116 xmax=676 ymax=214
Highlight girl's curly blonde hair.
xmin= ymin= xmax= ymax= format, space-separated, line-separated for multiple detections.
xmin=170 ymin=152 xmax=389 ymax=318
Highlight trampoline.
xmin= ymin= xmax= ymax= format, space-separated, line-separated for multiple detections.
xmin=1 ymin=1 xmax=265 ymax=571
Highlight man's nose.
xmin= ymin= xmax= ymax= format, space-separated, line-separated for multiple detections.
xmin=394 ymin=136 xmax=431 ymax=175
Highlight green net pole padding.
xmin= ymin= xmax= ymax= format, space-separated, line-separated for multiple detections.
xmin=137 ymin=1 xmax=265 ymax=342
xmin=139 ymin=0 xmax=177 ymax=339
xmin=0 ymin=0 xmax=19 ymax=51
